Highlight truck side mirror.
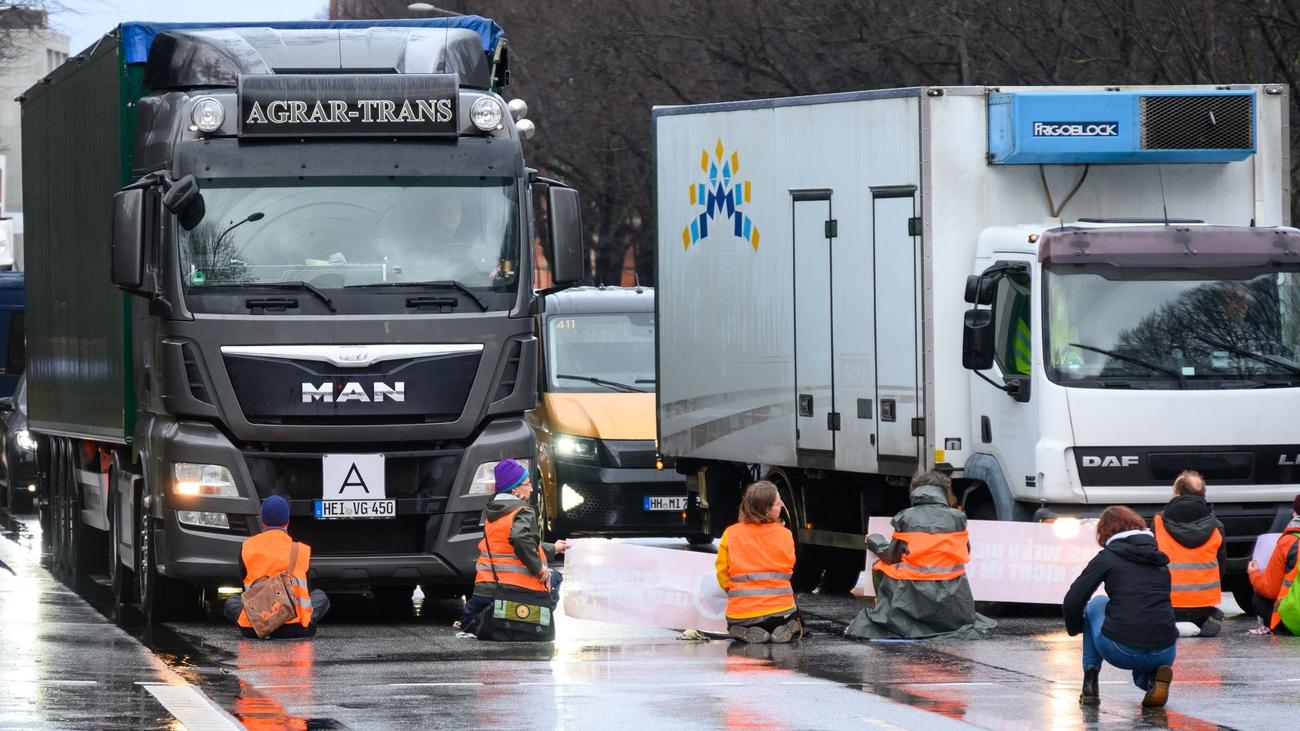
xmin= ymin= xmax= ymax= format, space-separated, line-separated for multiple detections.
xmin=964 ymin=274 xmax=996 ymax=305
xmin=162 ymin=174 xmax=205 ymax=231
xmin=111 ymin=188 xmax=146 ymax=291
xmin=548 ymin=186 xmax=585 ymax=285
xmin=962 ymin=308 xmax=996 ymax=370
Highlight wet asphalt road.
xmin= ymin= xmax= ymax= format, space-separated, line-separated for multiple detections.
xmin=4 ymin=511 xmax=1300 ymax=730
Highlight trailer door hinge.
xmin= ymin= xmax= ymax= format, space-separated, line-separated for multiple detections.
xmin=827 ymin=412 xmax=841 ymax=431
xmin=825 ymin=219 xmax=838 ymax=239
xmin=907 ymin=216 xmax=922 ymax=237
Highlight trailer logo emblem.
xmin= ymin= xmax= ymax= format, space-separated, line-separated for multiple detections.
xmin=682 ymin=139 xmax=760 ymax=251
xmin=1032 ymin=121 xmax=1120 ymax=138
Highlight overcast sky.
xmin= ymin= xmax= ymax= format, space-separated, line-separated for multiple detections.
xmin=52 ymin=0 xmax=330 ymax=56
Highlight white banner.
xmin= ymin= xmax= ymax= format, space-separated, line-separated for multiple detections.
xmin=1253 ymin=533 xmax=1282 ymax=567
xmin=862 ymin=517 xmax=1103 ymax=605
xmin=561 ymin=539 xmax=728 ymax=632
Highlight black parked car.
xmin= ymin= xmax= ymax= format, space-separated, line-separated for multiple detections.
xmin=0 ymin=374 xmax=41 ymax=512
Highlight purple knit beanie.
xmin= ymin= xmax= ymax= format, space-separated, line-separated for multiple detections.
xmin=494 ymin=459 xmax=528 ymax=493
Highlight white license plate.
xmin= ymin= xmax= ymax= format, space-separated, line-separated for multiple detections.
xmin=314 ymin=499 xmax=396 ymax=520
xmin=644 ymin=496 xmax=687 ymax=511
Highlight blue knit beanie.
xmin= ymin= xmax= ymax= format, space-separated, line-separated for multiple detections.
xmin=261 ymin=495 xmax=290 ymax=527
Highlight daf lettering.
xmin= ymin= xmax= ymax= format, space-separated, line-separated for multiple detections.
xmin=302 ymin=381 xmax=406 ymax=403
xmin=1081 ymin=455 xmax=1139 ymax=468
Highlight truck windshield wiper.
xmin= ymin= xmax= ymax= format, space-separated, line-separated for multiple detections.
xmin=247 ymin=281 xmax=337 ymax=313
xmin=346 ymin=280 xmax=486 ymax=311
xmin=555 ymin=374 xmax=646 ymax=393
xmin=1192 ymin=334 xmax=1300 ymax=378
xmin=1069 ymin=342 xmax=1185 ymax=386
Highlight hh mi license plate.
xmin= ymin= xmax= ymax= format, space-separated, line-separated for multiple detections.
xmin=644 ymin=496 xmax=687 ymax=511
xmin=314 ymin=499 xmax=396 ymax=520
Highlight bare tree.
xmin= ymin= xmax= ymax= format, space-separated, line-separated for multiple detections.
xmin=0 ymin=3 xmax=65 ymax=62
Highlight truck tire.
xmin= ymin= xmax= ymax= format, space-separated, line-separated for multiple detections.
xmin=818 ymin=549 xmax=864 ymax=594
xmin=137 ymin=509 xmax=198 ymax=624
xmin=768 ymin=469 xmax=821 ymax=593
xmin=108 ymin=488 xmax=135 ymax=616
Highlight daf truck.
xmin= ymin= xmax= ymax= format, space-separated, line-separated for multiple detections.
xmin=21 ymin=18 xmax=585 ymax=621
xmin=655 ymin=85 xmax=1297 ymax=604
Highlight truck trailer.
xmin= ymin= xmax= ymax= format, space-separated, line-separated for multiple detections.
xmin=655 ymin=84 xmax=1297 ymax=603
xmin=21 ymin=18 xmax=584 ymax=621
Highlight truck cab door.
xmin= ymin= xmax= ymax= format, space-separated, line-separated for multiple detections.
xmin=969 ymin=262 xmax=1039 ymax=512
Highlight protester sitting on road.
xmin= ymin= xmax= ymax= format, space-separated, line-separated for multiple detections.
xmin=224 ymin=495 xmax=330 ymax=639
xmin=1064 ymin=506 xmax=1177 ymax=708
xmin=1153 ymin=470 xmax=1225 ymax=637
xmin=845 ymin=470 xmax=994 ymax=641
xmin=715 ymin=481 xmax=800 ymax=643
xmin=1246 ymin=494 xmax=1300 ymax=636
xmin=457 ymin=459 xmax=567 ymax=638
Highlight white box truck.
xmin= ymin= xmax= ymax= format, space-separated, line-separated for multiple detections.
xmin=654 ymin=85 xmax=1297 ymax=603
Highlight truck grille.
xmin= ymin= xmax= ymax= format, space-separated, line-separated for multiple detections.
xmin=1140 ymin=95 xmax=1252 ymax=150
xmin=244 ymin=451 xmax=463 ymax=500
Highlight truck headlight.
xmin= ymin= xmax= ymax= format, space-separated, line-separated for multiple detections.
xmin=177 ymin=510 xmax=230 ymax=529
xmin=470 ymin=97 xmax=503 ymax=131
xmin=14 ymin=429 xmax=37 ymax=452
xmin=554 ymin=434 xmax=598 ymax=462
xmin=173 ymin=463 xmax=238 ymax=497
xmin=467 ymin=458 xmax=532 ymax=496
xmin=191 ymin=97 xmax=225 ymax=132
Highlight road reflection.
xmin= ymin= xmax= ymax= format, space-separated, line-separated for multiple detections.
xmin=232 ymin=639 xmax=316 ymax=730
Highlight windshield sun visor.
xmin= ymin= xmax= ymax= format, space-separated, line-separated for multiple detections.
xmin=1038 ymin=225 xmax=1300 ymax=270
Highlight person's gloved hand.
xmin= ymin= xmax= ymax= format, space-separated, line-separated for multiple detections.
xmin=866 ymin=534 xmax=889 ymax=556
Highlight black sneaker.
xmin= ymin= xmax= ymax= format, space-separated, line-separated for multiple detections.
xmin=1199 ymin=609 xmax=1223 ymax=638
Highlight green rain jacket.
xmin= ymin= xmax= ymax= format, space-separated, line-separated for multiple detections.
xmin=845 ymin=485 xmax=996 ymax=640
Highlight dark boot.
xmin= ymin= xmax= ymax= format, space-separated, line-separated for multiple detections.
xmin=1141 ymin=665 xmax=1173 ymax=708
xmin=1080 ymin=667 xmax=1100 ymax=705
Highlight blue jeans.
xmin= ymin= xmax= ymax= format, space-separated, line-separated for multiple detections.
xmin=460 ymin=570 xmax=562 ymax=631
xmin=1082 ymin=595 xmax=1176 ymax=690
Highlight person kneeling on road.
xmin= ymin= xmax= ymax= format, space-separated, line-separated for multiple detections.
xmin=715 ymin=481 xmax=801 ymax=643
xmin=225 ymin=495 xmax=330 ymax=639
xmin=845 ymin=470 xmax=994 ymax=641
xmin=1064 ymin=506 xmax=1177 ymax=708
xmin=1246 ymin=494 xmax=1300 ymax=636
xmin=1153 ymin=470 xmax=1225 ymax=638
xmin=457 ymin=459 xmax=567 ymax=639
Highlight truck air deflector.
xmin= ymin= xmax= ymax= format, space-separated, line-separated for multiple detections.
xmin=988 ymin=90 xmax=1255 ymax=165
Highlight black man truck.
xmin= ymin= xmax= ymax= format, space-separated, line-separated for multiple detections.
xmin=656 ymin=85 xmax=1299 ymax=606
xmin=21 ymin=18 xmax=584 ymax=621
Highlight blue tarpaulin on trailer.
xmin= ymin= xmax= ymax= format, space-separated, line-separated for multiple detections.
xmin=118 ymin=16 xmax=505 ymax=65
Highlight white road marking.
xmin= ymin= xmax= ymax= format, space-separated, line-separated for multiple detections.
xmin=386 ymin=682 xmax=485 ymax=687
xmin=139 ymin=682 xmax=242 ymax=731
xmin=14 ymin=680 xmax=98 ymax=686
xmin=862 ymin=720 xmax=910 ymax=731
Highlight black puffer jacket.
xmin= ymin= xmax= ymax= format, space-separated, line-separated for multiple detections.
xmin=1159 ymin=495 xmax=1226 ymax=562
xmin=1063 ymin=532 xmax=1177 ymax=649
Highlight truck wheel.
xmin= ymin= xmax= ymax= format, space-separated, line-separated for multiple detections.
xmin=768 ymin=469 xmax=820 ymax=593
xmin=1225 ymin=574 xmax=1257 ymax=617
xmin=137 ymin=512 xmax=198 ymax=624
xmin=818 ymin=549 xmax=865 ymax=594
xmin=49 ymin=438 xmax=70 ymax=581
xmin=686 ymin=533 xmax=714 ymax=546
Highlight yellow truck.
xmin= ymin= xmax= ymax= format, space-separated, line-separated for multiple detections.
xmin=529 ymin=286 xmax=704 ymax=541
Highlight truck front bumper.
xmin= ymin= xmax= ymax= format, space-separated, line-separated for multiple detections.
xmin=154 ymin=417 xmax=533 ymax=588
xmin=548 ymin=461 xmax=700 ymax=538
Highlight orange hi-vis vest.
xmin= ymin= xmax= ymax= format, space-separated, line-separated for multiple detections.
xmin=238 ymin=529 xmax=313 ymax=628
xmin=723 ymin=521 xmax=796 ymax=620
xmin=1269 ymin=534 xmax=1300 ymax=631
xmin=475 ymin=506 xmax=548 ymax=593
xmin=877 ymin=530 xmax=970 ymax=581
xmin=1153 ymin=514 xmax=1222 ymax=609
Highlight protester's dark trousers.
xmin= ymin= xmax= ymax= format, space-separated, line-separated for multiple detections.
xmin=461 ymin=570 xmax=563 ymax=632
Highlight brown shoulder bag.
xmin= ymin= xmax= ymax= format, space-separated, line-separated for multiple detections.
xmin=241 ymin=542 xmax=302 ymax=639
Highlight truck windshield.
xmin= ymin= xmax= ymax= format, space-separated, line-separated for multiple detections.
xmin=1045 ymin=266 xmax=1300 ymax=388
xmin=546 ymin=313 xmax=656 ymax=393
xmin=178 ymin=178 xmax=520 ymax=299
